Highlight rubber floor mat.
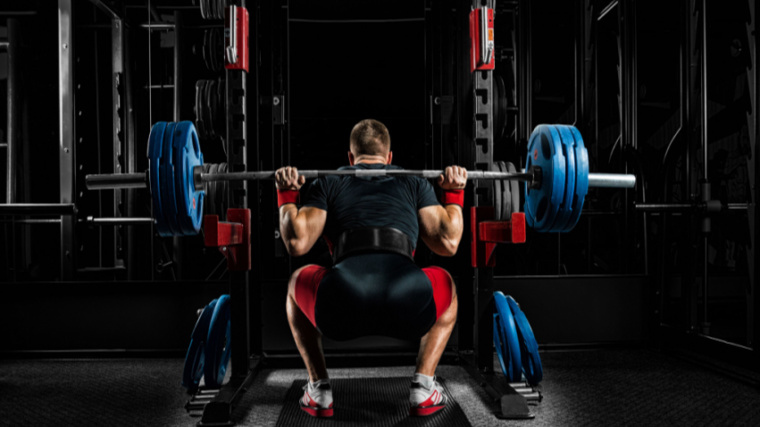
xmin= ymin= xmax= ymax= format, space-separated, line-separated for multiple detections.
xmin=275 ymin=377 xmax=472 ymax=426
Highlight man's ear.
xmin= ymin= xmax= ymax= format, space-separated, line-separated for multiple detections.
xmin=348 ymin=151 xmax=355 ymax=165
xmin=387 ymin=151 xmax=393 ymax=165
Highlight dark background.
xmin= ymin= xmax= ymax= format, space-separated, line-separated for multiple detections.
xmin=0 ymin=0 xmax=756 ymax=377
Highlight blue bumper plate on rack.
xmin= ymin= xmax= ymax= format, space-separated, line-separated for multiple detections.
xmin=182 ymin=298 xmax=218 ymax=393
xmin=506 ymin=295 xmax=543 ymax=384
xmin=204 ymin=294 xmax=232 ymax=388
xmin=494 ymin=291 xmax=522 ymax=382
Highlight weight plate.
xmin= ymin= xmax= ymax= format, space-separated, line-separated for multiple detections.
xmin=492 ymin=162 xmax=503 ymax=221
xmin=148 ymin=122 xmax=168 ymax=236
xmin=493 ymin=291 xmax=522 ymax=382
xmin=505 ymin=161 xmax=520 ymax=216
xmin=499 ymin=161 xmax=511 ymax=220
xmin=201 ymin=163 xmax=214 ymax=216
xmin=549 ymin=125 xmax=577 ymax=232
xmin=567 ymin=126 xmax=589 ymax=231
xmin=182 ymin=298 xmax=218 ymax=392
xmin=494 ymin=75 xmax=508 ymax=142
xmin=212 ymin=29 xmax=223 ymax=72
xmin=173 ymin=122 xmax=194 ymax=235
xmin=174 ymin=121 xmax=205 ymax=235
xmin=505 ymin=296 xmax=543 ymax=385
xmin=219 ymin=162 xmax=228 ymax=213
xmin=207 ymin=79 xmax=217 ymax=138
xmin=524 ymin=125 xmax=565 ymax=232
xmin=159 ymin=122 xmax=181 ymax=236
xmin=203 ymin=80 xmax=213 ymax=139
xmin=195 ymin=80 xmax=205 ymax=140
xmin=204 ymin=294 xmax=232 ymax=388
xmin=213 ymin=162 xmax=221 ymax=216
xmin=493 ymin=314 xmax=508 ymax=382
xmin=201 ymin=30 xmax=210 ymax=72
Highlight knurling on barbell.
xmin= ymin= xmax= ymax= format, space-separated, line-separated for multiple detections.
xmin=88 ymin=121 xmax=636 ymax=236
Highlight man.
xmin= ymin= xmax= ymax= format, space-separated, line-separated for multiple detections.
xmin=275 ymin=119 xmax=466 ymax=418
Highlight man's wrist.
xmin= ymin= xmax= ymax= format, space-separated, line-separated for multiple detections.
xmin=441 ymin=189 xmax=464 ymax=208
xmin=277 ymin=189 xmax=300 ymax=207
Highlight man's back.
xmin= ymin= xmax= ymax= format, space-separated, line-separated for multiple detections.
xmin=303 ymin=163 xmax=438 ymax=248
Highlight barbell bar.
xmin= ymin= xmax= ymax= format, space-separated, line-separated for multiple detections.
xmin=85 ymin=168 xmax=634 ymax=190
xmin=84 ymin=121 xmax=636 ymax=236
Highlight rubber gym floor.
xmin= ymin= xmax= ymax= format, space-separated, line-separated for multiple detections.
xmin=1 ymin=348 xmax=758 ymax=426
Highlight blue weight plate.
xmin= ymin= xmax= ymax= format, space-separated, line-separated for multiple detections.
xmin=159 ymin=122 xmax=181 ymax=236
xmin=524 ymin=125 xmax=565 ymax=232
xmin=549 ymin=125 xmax=577 ymax=232
xmin=493 ymin=314 xmax=509 ymax=381
xmin=567 ymin=126 xmax=589 ymax=231
xmin=204 ymin=294 xmax=232 ymax=388
xmin=523 ymin=129 xmax=538 ymax=228
xmin=148 ymin=122 xmax=168 ymax=235
xmin=493 ymin=291 xmax=522 ymax=382
xmin=505 ymin=296 xmax=543 ymax=385
xmin=182 ymin=299 xmax=218 ymax=392
xmin=169 ymin=123 xmax=191 ymax=235
xmin=173 ymin=121 xmax=205 ymax=235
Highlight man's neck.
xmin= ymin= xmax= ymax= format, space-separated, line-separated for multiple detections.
xmin=354 ymin=156 xmax=388 ymax=165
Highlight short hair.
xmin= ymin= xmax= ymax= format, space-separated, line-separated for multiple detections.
xmin=349 ymin=119 xmax=391 ymax=156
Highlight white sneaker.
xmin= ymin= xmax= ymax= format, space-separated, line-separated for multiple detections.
xmin=409 ymin=375 xmax=447 ymax=416
xmin=299 ymin=379 xmax=333 ymax=417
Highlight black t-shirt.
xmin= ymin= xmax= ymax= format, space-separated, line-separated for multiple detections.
xmin=302 ymin=163 xmax=439 ymax=249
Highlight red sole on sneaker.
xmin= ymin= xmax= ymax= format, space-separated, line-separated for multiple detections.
xmin=409 ymin=404 xmax=445 ymax=416
xmin=300 ymin=406 xmax=334 ymax=418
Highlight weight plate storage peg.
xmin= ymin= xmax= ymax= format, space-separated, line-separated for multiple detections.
xmin=524 ymin=125 xmax=566 ymax=232
xmin=493 ymin=291 xmax=522 ymax=382
xmin=182 ymin=298 xmax=218 ymax=393
xmin=204 ymin=294 xmax=232 ymax=388
xmin=505 ymin=296 xmax=543 ymax=385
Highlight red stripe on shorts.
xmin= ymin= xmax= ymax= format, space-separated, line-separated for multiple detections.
xmin=294 ymin=265 xmax=329 ymax=328
xmin=422 ymin=266 xmax=453 ymax=320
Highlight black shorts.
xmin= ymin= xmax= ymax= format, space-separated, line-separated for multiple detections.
xmin=294 ymin=253 xmax=454 ymax=341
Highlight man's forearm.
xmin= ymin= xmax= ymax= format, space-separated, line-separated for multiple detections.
xmin=440 ymin=205 xmax=464 ymax=249
xmin=279 ymin=204 xmax=299 ymax=244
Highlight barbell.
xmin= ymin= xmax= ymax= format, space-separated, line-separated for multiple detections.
xmin=85 ymin=121 xmax=636 ymax=236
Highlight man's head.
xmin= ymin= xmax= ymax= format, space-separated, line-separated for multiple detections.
xmin=348 ymin=119 xmax=392 ymax=165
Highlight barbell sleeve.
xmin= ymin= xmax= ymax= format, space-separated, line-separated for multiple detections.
xmin=86 ymin=167 xmax=636 ymax=191
xmin=586 ymin=173 xmax=637 ymax=189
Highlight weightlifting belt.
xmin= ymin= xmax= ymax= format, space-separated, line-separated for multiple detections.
xmin=332 ymin=227 xmax=414 ymax=264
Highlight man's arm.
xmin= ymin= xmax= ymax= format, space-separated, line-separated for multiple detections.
xmin=418 ymin=166 xmax=467 ymax=257
xmin=276 ymin=167 xmax=327 ymax=257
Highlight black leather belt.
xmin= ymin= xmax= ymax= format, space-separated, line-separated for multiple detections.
xmin=332 ymin=227 xmax=414 ymax=264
